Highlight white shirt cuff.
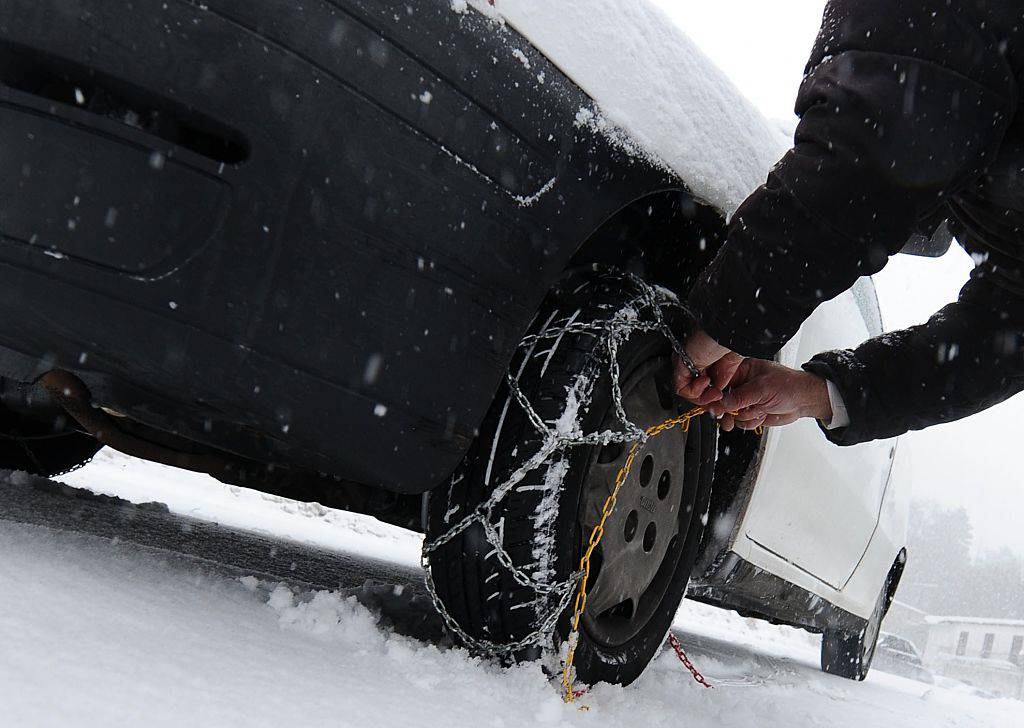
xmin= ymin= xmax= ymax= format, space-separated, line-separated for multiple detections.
xmin=823 ymin=379 xmax=850 ymax=430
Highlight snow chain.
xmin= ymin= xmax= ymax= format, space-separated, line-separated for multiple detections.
xmin=419 ymin=271 xmax=747 ymax=703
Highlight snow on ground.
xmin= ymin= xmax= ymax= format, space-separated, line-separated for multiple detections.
xmin=462 ymin=0 xmax=790 ymax=215
xmin=0 ymin=450 xmax=1012 ymax=726
xmin=59 ymin=448 xmax=421 ymax=568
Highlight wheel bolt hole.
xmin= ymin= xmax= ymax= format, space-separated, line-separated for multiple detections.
xmin=657 ymin=470 xmax=671 ymax=500
xmin=639 ymin=454 xmax=654 ymax=487
xmin=643 ymin=522 xmax=657 ymax=552
xmin=623 ymin=510 xmax=639 ymax=543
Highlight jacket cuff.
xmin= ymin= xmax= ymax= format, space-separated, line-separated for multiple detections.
xmin=801 ymin=350 xmax=875 ymax=446
xmin=823 ymin=379 xmax=851 ymax=430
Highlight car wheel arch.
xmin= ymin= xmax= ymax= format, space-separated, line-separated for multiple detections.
xmin=563 ymin=188 xmax=728 ymax=294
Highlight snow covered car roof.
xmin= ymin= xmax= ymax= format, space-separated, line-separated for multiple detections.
xmin=460 ymin=0 xmax=791 ymax=215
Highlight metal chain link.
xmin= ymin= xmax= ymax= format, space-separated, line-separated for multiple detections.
xmin=0 ymin=427 xmax=96 ymax=477
xmin=668 ymin=632 xmax=715 ymax=689
xmin=568 ymin=633 xmax=715 ymax=708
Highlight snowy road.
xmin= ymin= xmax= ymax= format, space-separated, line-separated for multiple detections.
xmin=0 ymin=473 xmax=424 ymax=593
xmin=0 ymin=451 xmax=1020 ymax=727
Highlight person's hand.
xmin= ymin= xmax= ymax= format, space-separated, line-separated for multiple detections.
xmin=673 ymin=328 xmax=744 ymax=405
xmin=707 ymin=358 xmax=832 ymax=432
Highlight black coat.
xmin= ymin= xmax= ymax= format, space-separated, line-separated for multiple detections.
xmin=687 ymin=0 xmax=1024 ymax=445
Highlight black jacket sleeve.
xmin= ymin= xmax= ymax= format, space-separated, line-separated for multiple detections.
xmin=687 ymin=0 xmax=1017 ymax=358
xmin=802 ymin=262 xmax=1024 ymax=445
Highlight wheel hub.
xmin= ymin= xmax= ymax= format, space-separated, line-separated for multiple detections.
xmin=578 ymin=358 xmax=699 ymax=648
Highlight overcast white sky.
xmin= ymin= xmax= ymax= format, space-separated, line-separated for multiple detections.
xmin=653 ymin=0 xmax=1024 ymax=555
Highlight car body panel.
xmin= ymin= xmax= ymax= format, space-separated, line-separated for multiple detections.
xmin=0 ymin=0 xmax=682 ymax=493
xmin=744 ymin=283 xmax=896 ymax=590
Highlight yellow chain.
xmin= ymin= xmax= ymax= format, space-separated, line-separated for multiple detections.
xmin=562 ymin=406 xmax=710 ymax=703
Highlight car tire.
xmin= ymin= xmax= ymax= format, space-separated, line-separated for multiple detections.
xmin=425 ymin=270 xmax=716 ymax=686
xmin=821 ymin=571 xmax=894 ymax=681
xmin=0 ymin=403 xmax=100 ymax=477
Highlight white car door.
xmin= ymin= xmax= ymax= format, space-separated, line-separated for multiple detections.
xmin=737 ymin=279 xmax=896 ymax=589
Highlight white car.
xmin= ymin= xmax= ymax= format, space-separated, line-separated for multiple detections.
xmin=0 ymin=0 xmax=920 ymax=688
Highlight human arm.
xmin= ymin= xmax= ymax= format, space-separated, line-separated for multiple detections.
xmin=708 ymin=357 xmax=833 ymax=432
xmin=801 ymin=266 xmax=1024 ymax=445
xmin=685 ymin=0 xmax=1017 ymax=360
xmin=717 ymin=263 xmax=1024 ymax=442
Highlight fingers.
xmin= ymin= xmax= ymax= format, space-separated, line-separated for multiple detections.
xmin=676 ymin=376 xmax=725 ymax=408
xmin=672 ymin=355 xmax=699 ymax=392
xmin=693 ymin=384 xmax=724 ymax=407
xmin=673 ymin=356 xmax=727 ymax=406
xmin=673 ymin=337 xmax=739 ymax=406
xmin=720 ymin=413 xmax=770 ymax=436
xmin=717 ymin=380 xmax=764 ymax=414
xmin=733 ymin=410 xmax=767 ymax=431
xmin=728 ymin=411 xmax=801 ymax=431
xmin=708 ymin=352 xmax=744 ymax=392
xmin=675 ymin=354 xmax=810 ymax=432
xmin=674 ymin=371 xmax=710 ymax=402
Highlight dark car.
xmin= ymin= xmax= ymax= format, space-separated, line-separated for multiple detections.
xmin=874 ymin=633 xmax=935 ymax=684
xmin=0 ymin=0 xmax=925 ymax=686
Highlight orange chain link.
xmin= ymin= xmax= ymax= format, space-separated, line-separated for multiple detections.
xmin=561 ymin=403 xmax=765 ymax=704
xmin=562 ymin=406 xmax=710 ymax=703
